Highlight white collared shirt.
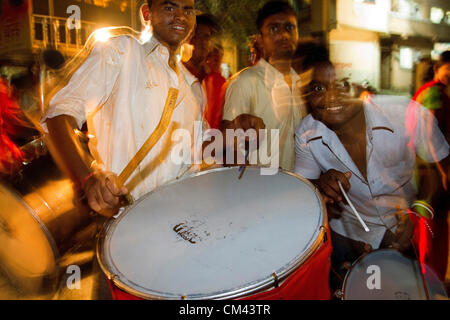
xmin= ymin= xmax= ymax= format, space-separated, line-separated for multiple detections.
xmin=42 ymin=35 xmax=203 ymax=200
xmin=294 ymin=95 xmax=449 ymax=248
xmin=222 ymin=59 xmax=307 ymax=172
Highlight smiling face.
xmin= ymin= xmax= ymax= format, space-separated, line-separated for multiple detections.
xmin=149 ymin=0 xmax=196 ymax=51
xmin=258 ymin=12 xmax=298 ymax=61
xmin=306 ymin=61 xmax=363 ymax=128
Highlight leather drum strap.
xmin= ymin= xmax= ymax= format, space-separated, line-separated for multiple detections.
xmin=118 ymin=88 xmax=179 ymax=188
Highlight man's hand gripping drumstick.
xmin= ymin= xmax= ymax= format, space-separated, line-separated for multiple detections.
xmin=316 ymin=169 xmax=369 ymax=232
xmin=62 ymin=88 xmax=180 ymax=218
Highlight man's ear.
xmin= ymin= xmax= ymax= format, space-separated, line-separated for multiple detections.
xmin=140 ymin=3 xmax=151 ymax=26
xmin=256 ymin=33 xmax=263 ymax=47
xmin=256 ymin=33 xmax=264 ymax=57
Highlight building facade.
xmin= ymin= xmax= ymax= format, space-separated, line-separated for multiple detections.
xmin=311 ymin=0 xmax=450 ymax=95
xmin=0 ymin=0 xmax=138 ymax=78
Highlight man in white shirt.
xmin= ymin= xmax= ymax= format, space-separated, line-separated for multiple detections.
xmin=43 ymin=0 xmax=200 ymax=217
xmin=222 ymin=1 xmax=307 ymax=172
xmin=182 ymin=13 xmax=220 ymax=115
xmin=294 ymin=60 xmax=449 ymax=292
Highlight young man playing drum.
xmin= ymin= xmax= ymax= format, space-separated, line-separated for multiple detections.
xmin=293 ymin=59 xmax=449 ymax=294
xmin=221 ymin=1 xmax=307 ymax=172
xmin=42 ymin=0 xmax=202 ymax=217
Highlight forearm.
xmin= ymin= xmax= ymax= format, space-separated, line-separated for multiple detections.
xmin=415 ymin=157 xmax=447 ymax=213
xmin=46 ymin=115 xmax=93 ymax=187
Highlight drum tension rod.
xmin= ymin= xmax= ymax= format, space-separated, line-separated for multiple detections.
xmin=271 ymin=272 xmax=280 ymax=288
xmin=320 ymin=226 xmax=327 ymax=242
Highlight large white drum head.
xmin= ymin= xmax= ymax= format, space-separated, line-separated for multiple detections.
xmin=98 ymin=167 xmax=325 ymax=299
xmin=343 ymin=249 xmax=448 ymax=300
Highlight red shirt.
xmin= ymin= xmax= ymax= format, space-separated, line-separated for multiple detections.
xmin=203 ymin=71 xmax=226 ymax=129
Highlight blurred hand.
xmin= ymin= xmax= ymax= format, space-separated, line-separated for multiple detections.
xmin=392 ymin=214 xmax=414 ymax=252
xmin=318 ymin=170 xmax=352 ymax=204
xmin=82 ymin=171 xmax=128 ymax=218
xmin=232 ymin=114 xmax=266 ymax=132
xmin=233 ymin=114 xmax=266 ymax=152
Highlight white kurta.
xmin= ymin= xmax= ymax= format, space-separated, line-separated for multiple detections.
xmin=42 ymin=35 xmax=203 ymax=200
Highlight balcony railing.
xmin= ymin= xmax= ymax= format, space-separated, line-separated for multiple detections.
xmin=31 ymin=14 xmax=99 ymax=55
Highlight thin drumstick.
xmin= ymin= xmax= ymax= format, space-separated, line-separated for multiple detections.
xmin=238 ymin=149 xmax=250 ymax=180
xmin=338 ymin=181 xmax=370 ymax=232
xmin=119 ymin=88 xmax=179 ymax=186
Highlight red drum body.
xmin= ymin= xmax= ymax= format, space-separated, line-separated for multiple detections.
xmin=97 ymin=167 xmax=331 ymax=300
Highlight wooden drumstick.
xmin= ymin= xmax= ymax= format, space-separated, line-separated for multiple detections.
xmin=118 ymin=88 xmax=179 ymax=203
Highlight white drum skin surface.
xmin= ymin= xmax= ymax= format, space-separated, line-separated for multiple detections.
xmin=98 ymin=167 xmax=325 ymax=300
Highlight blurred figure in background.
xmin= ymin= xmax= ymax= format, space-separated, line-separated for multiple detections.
xmin=182 ymin=13 xmax=221 ymax=118
xmin=412 ymin=50 xmax=450 ymax=282
xmin=203 ymin=44 xmax=226 ymax=129
xmin=413 ymin=51 xmax=450 ymax=144
xmin=183 ymin=13 xmax=220 ymax=82
xmin=222 ymin=1 xmax=306 ymax=171
xmin=0 ymin=78 xmax=26 ymax=178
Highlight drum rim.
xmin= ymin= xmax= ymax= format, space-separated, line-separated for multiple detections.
xmin=96 ymin=166 xmax=328 ymax=300
xmin=0 ymin=181 xmax=60 ymax=274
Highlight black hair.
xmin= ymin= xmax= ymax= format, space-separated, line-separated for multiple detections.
xmin=196 ymin=13 xmax=221 ymax=35
xmin=435 ymin=50 xmax=450 ymax=69
xmin=256 ymin=1 xmax=296 ymax=31
xmin=294 ymin=40 xmax=329 ymax=72
xmin=42 ymin=48 xmax=65 ymax=70
xmin=147 ymin=0 xmax=152 ymax=8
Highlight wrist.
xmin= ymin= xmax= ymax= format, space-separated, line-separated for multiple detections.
xmin=80 ymin=170 xmax=101 ymax=191
xmin=411 ymin=200 xmax=435 ymax=219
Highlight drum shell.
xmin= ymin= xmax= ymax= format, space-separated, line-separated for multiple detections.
xmin=0 ymin=155 xmax=92 ymax=293
xmin=16 ymin=157 xmax=91 ymax=251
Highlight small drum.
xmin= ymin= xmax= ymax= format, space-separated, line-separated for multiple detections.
xmin=97 ymin=167 xmax=330 ymax=300
xmin=341 ymin=249 xmax=448 ymax=300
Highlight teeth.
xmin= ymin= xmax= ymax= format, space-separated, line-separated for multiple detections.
xmin=326 ymin=106 xmax=343 ymax=111
xmin=173 ymin=26 xmax=185 ymax=31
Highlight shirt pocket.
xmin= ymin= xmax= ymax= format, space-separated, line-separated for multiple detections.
xmin=372 ymin=131 xmax=409 ymax=168
xmin=372 ymin=132 xmax=414 ymax=191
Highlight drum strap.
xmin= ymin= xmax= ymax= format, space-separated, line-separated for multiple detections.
xmin=118 ymin=88 xmax=179 ymax=186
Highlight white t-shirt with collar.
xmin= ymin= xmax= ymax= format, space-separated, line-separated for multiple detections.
xmin=42 ymin=35 xmax=203 ymax=200
xmin=222 ymin=58 xmax=307 ymax=172
xmin=294 ymin=95 xmax=449 ymax=248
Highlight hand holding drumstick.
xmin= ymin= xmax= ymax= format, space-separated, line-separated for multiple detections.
xmin=81 ymin=88 xmax=179 ymax=218
xmin=316 ymin=169 xmax=369 ymax=232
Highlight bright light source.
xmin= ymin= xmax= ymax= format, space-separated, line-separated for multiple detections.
xmin=94 ymin=28 xmax=112 ymax=43
xmin=140 ymin=25 xmax=152 ymax=43
xmin=430 ymin=7 xmax=444 ymax=24
xmin=180 ymin=43 xmax=193 ymax=63
xmin=400 ymin=47 xmax=413 ymax=70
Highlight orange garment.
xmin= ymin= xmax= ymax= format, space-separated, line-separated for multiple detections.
xmin=203 ymin=71 xmax=226 ymax=129
xmin=0 ymin=79 xmax=24 ymax=175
